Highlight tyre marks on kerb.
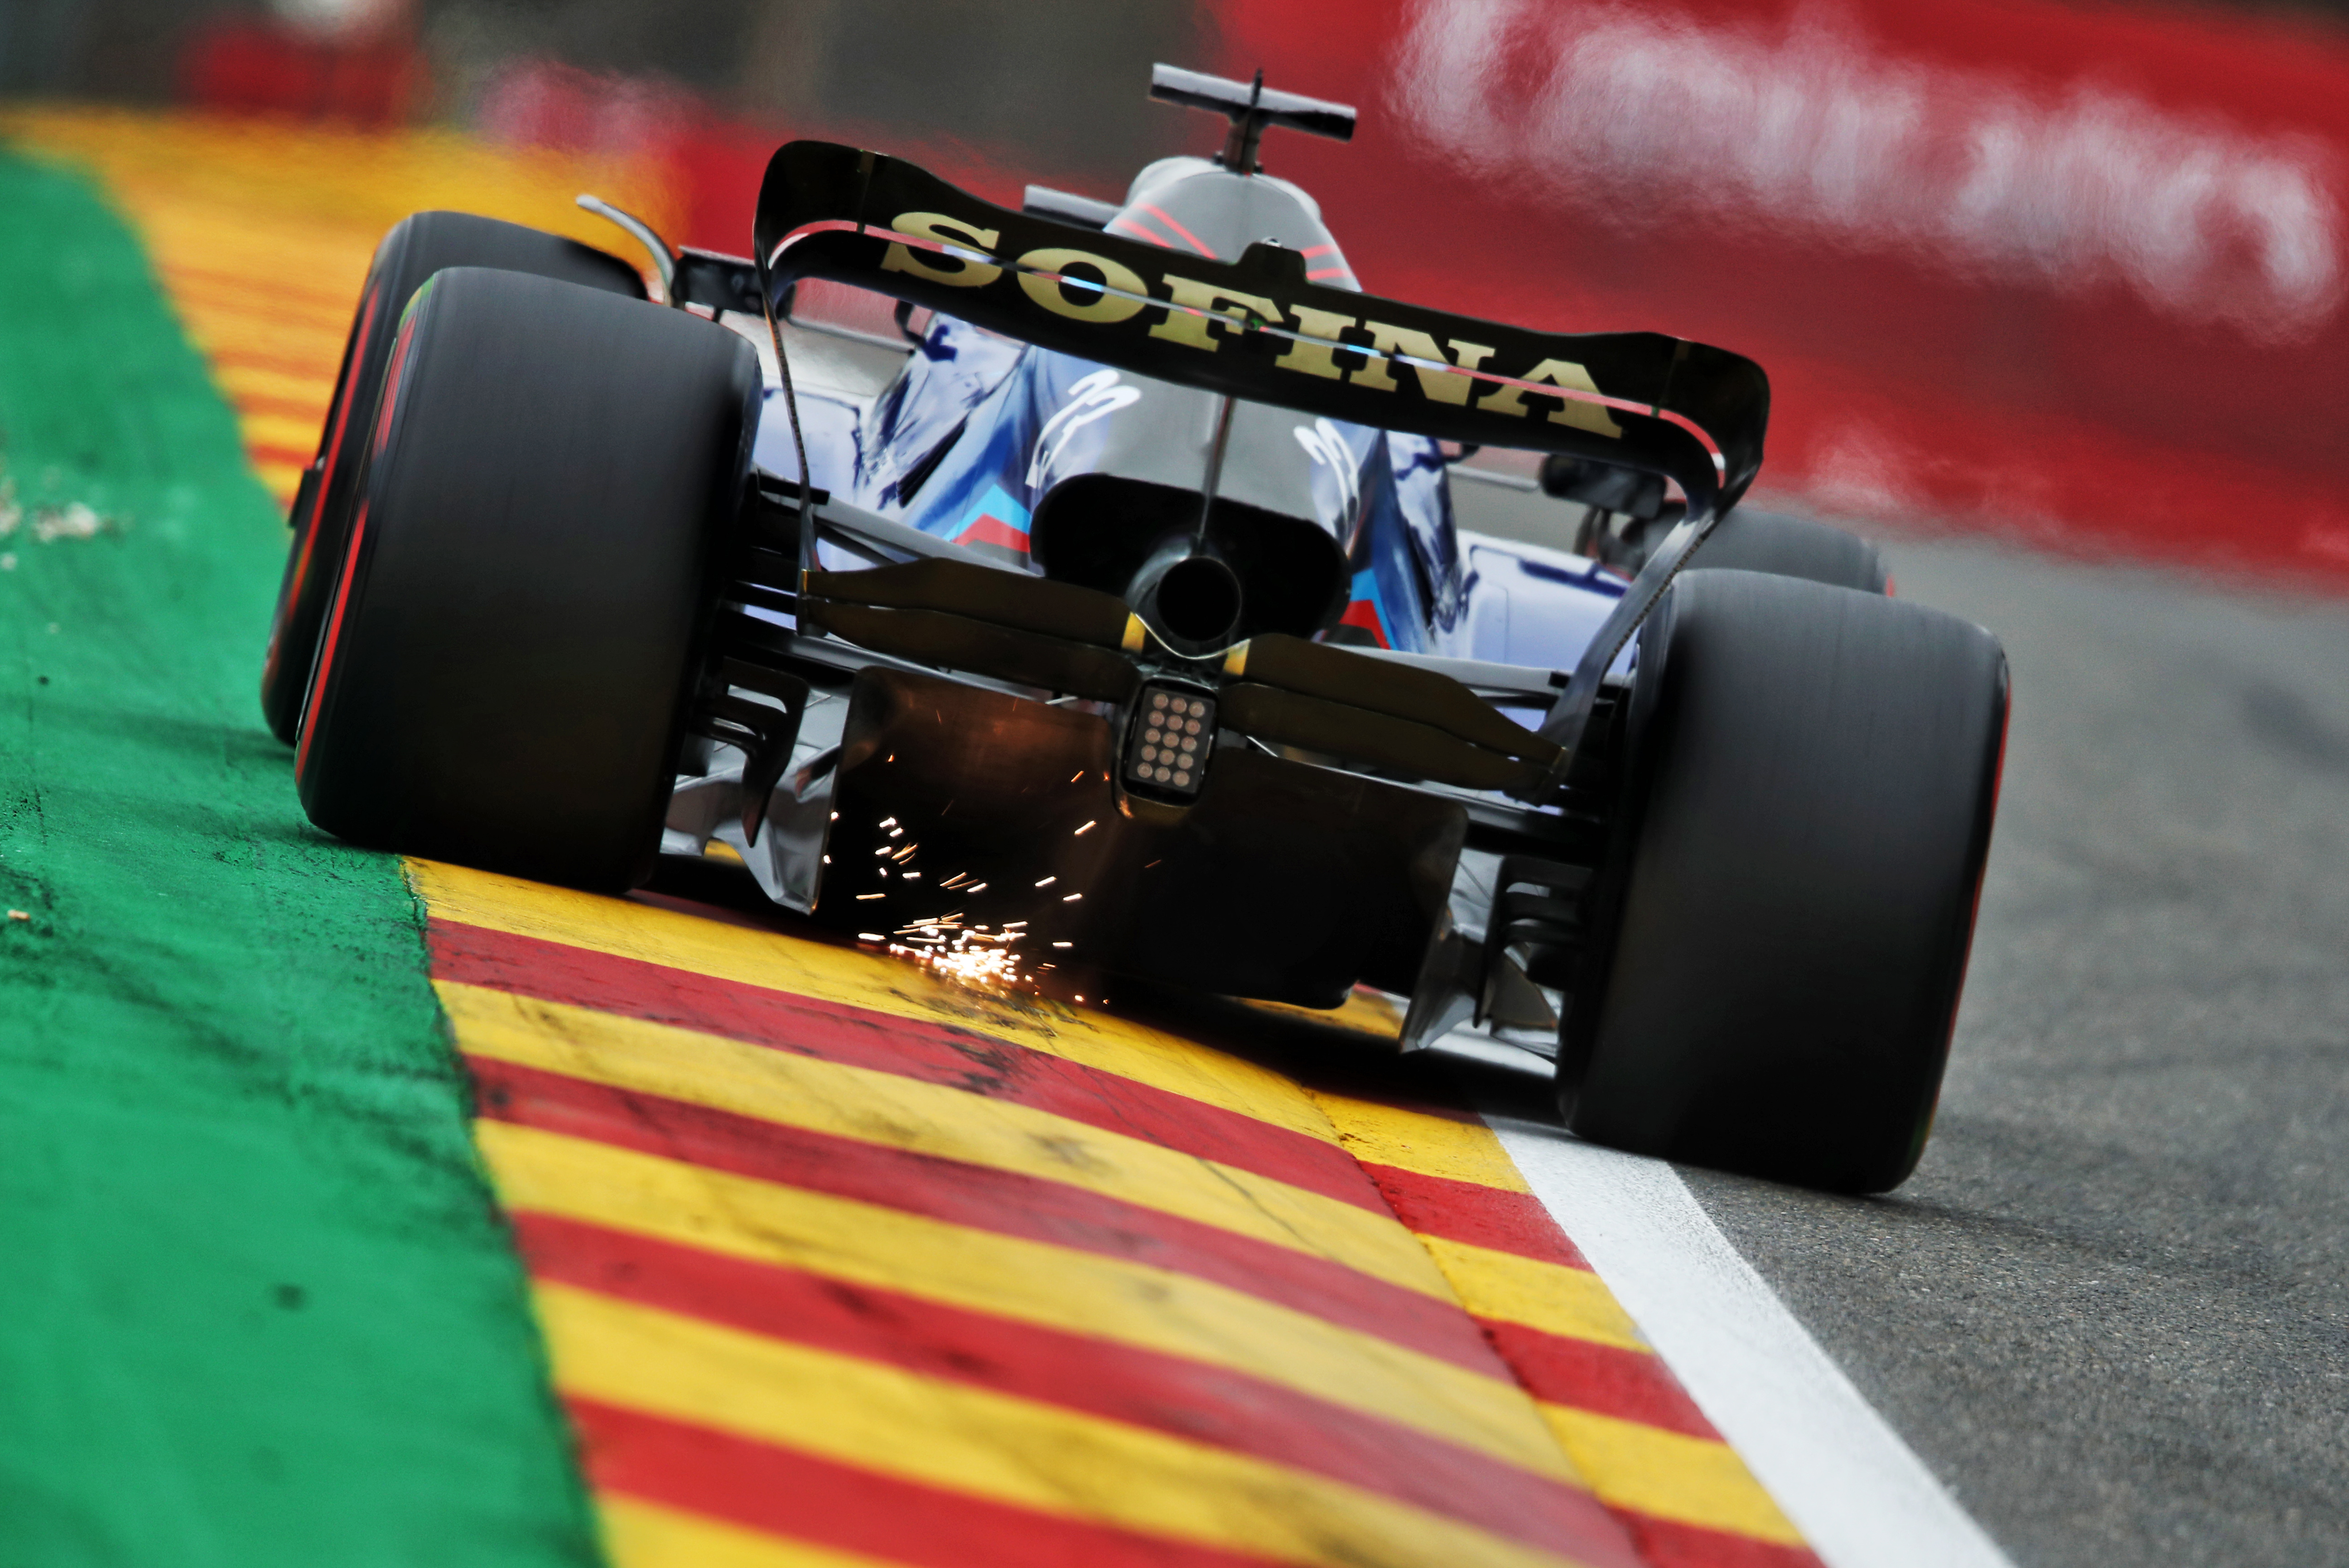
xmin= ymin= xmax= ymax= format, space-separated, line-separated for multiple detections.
xmin=1487 ymin=1119 xmax=2017 ymax=1568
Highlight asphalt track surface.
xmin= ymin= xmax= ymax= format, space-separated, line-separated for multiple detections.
xmin=1700 ymin=533 xmax=2349 ymax=1568
xmin=1452 ymin=499 xmax=2349 ymax=1568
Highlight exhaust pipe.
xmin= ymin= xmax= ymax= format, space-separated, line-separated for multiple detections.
xmin=1124 ymin=536 xmax=1243 ymax=657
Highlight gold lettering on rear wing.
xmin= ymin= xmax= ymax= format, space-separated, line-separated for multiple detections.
xmin=754 ymin=143 xmax=1767 ymax=515
xmin=875 ymin=213 xmax=1629 ymax=439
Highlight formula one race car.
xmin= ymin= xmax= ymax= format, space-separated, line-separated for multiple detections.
xmin=260 ymin=66 xmax=2007 ymax=1193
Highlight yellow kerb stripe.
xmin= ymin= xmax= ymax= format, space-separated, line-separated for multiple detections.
xmin=236 ymin=410 xmax=324 ymax=455
xmin=1306 ymin=1088 xmax=1534 ymax=1191
xmin=1538 ymin=1406 xmax=1804 ymax=1546
xmin=599 ymin=1496 xmax=901 ymax=1568
xmin=1299 ymin=1098 xmax=1812 ymax=1550
xmin=443 ymin=981 xmax=1452 ymax=1300
xmin=0 ymin=105 xmax=683 ymax=266
xmin=413 ymin=858 xmax=1340 ymax=1147
xmin=252 ymin=462 xmax=306 ymax=504
xmin=540 ymin=1284 xmax=1597 ymax=1568
xmin=183 ymin=318 xmax=345 ymax=376
xmin=159 ymin=272 xmax=357 ymax=330
xmin=214 ymin=362 xmax=336 ymax=410
xmin=1418 ymin=1235 xmax=1649 ymax=1352
xmin=1237 ymin=987 xmax=1405 ymax=1041
xmin=476 ymin=1120 xmax=1576 ymax=1480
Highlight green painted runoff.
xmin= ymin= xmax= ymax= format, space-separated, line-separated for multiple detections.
xmin=0 ymin=149 xmax=602 ymax=1568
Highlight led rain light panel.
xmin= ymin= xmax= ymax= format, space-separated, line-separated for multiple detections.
xmin=1125 ymin=685 xmax=1215 ymax=799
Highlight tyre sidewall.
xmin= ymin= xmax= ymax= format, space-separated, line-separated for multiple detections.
xmin=1565 ymin=570 xmax=2008 ymax=1192
xmin=261 ymin=214 xmax=645 ymax=743
xmin=296 ymin=268 xmax=757 ymax=890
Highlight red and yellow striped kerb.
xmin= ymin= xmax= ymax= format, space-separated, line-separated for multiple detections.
xmin=7 ymin=106 xmax=1822 ymax=1568
xmin=417 ymin=860 xmax=1816 ymax=1568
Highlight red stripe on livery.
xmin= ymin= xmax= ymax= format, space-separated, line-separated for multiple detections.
xmin=523 ymin=1216 xmax=1640 ymax=1563
xmin=954 ymin=513 xmax=1032 ymax=552
xmin=471 ymin=1055 xmax=1509 ymax=1377
xmin=1337 ymin=596 xmax=1390 ymax=646
xmin=430 ymin=918 xmax=1379 ymax=1214
xmin=1106 ymin=216 xmax=1175 ymax=249
xmin=1141 ymin=202 xmax=1215 ymax=258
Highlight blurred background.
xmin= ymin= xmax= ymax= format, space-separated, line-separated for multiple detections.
xmin=7 ymin=0 xmax=2349 ymax=580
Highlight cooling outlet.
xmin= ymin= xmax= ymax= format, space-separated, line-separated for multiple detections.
xmin=1029 ymin=473 xmax=1346 ymax=645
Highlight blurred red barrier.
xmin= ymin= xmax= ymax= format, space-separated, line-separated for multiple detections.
xmin=181 ymin=19 xmax=420 ymax=127
xmin=1209 ymin=0 xmax=2349 ymax=579
xmin=468 ymin=62 xmax=1039 ymax=280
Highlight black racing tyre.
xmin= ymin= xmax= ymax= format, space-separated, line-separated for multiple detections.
xmin=294 ymin=267 xmax=758 ymax=891
xmin=1693 ymin=508 xmax=1889 ymax=593
xmin=259 ymin=212 xmax=645 ymax=743
xmin=1559 ymin=570 xmax=2008 ymax=1192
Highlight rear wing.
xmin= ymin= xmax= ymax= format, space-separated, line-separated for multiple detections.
xmin=752 ymin=140 xmax=1768 ymax=520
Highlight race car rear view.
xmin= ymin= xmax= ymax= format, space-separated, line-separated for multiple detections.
xmin=260 ymin=65 xmax=2008 ymax=1194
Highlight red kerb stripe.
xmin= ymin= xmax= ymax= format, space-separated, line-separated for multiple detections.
xmin=1358 ymin=1161 xmax=1595 ymax=1271
xmin=1473 ymin=1318 xmax=1719 ymax=1440
xmin=244 ymin=441 xmax=318 ymax=468
xmin=521 ymin=1216 xmax=1638 ymax=1564
xmin=470 ymin=1056 xmax=1508 ymax=1377
xmin=570 ymin=1399 xmax=1290 ymax=1568
xmin=429 ymin=918 xmax=1379 ymax=1214
xmin=1610 ymin=1510 xmax=1827 ymax=1568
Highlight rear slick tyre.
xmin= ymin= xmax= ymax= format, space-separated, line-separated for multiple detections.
xmin=294 ymin=267 xmax=758 ymax=891
xmin=259 ymin=212 xmax=644 ymax=744
xmin=1695 ymin=509 xmax=1889 ymax=593
xmin=1559 ymin=569 xmax=2008 ymax=1193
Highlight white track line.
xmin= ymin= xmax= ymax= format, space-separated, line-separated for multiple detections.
xmin=1485 ymin=1115 xmax=2016 ymax=1568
